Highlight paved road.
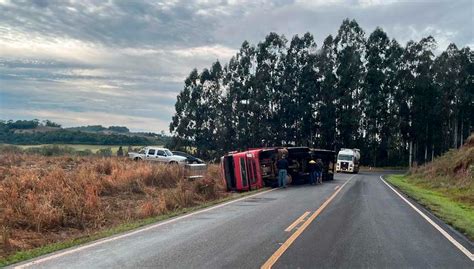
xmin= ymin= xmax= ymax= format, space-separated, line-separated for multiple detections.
xmin=13 ymin=172 xmax=473 ymax=269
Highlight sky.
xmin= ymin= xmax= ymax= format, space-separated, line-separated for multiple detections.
xmin=0 ymin=0 xmax=472 ymax=133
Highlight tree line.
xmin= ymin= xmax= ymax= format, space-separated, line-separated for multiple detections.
xmin=170 ymin=19 xmax=473 ymax=166
xmin=0 ymin=120 xmax=171 ymax=146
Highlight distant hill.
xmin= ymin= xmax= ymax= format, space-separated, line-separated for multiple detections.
xmin=0 ymin=119 xmax=171 ymax=146
xmin=66 ymin=125 xmax=130 ymax=133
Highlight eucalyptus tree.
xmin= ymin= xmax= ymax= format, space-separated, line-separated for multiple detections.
xmin=459 ymin=47 xmax=474 ymax=145
xmin=198 ymin=61 xmax=224 ymax=158
xmin=278 ymin=33 xmax=319 ymax=146
xmin=362 ymin=27 xmax=394 ymax=166
xmin=398 ymin=37 xmax=438 ymax=165
xmin=316 ymin=35 xmax=338 ymax=150
xmin=222 ymin=41 xmax=257 ymax=150
xmin=254 ymin=33 xmax=287 ymax=146
xmin=169 ymin=69 xmax=202 ymax=150
xmin=334 ymin=19 xmax=366 ymax=149
xmin=434 ymin=44 xmax=473 ymax=150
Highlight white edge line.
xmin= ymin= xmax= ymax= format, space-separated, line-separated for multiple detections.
xmin=14 ymin=188 xmax=277 ymax=268
xmin=379 ymin=176 xmax=474 ymax=261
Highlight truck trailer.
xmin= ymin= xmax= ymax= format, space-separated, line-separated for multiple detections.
xmin=221 ymin=147 xmax=336 ymax=192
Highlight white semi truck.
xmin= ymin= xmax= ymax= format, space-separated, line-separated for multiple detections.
xmin=336 ymin=148 xmax=360 ymax=173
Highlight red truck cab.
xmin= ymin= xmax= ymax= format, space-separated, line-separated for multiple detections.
xmin=221 ymin=149 xmax=276 ymax=191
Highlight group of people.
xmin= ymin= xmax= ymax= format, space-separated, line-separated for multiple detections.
xmin=276 ymin=155 xmax=324 ymax=188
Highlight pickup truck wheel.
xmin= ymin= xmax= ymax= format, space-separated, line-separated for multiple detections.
xmin=169 ymin=161 xmax=178 ymax=165
xmin=134 ymin=157 xmax=141 ymax=161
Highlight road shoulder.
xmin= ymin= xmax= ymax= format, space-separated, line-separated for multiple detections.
xmin=382 ymin=175 xmax=474 ymax=259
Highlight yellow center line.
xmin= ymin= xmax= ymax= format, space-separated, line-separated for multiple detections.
xmin=284 ymin=211 xmax=311 ymax=232
xmin=334 ymin=185 xmax=340 ymax=190
xmin=261 ymin=175 xmax=355 ymax=269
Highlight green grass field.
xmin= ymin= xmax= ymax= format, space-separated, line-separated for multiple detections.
xmin=386 ymin=175 xmax=474 ymax=241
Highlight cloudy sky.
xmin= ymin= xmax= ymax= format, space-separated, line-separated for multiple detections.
xmin=0 ymin=0 xmax=472 ymax=132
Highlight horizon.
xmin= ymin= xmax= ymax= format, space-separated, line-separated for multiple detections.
xmin=1 ymin=0 xmax=473 ymax=133
xmin=0 ymin=118 xmax=165 ymax=133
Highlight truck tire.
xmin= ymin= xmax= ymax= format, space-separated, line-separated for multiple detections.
xmin=169 ymin=161 xmax=178 ymax=165
xmin=134 ymin=157 xmax=141 ymax=161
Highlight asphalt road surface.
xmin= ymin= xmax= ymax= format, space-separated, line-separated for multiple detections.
xmin=12 ymin=172 xmax=474 ymax=269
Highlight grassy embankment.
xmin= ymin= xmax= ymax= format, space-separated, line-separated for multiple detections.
xmin=0 ymin=153 xmax=259 ymax=266
xmin=386 ymin=135 xmax=474 ymax=241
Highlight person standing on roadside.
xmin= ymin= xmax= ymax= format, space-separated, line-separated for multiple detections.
xmin=276 ymin=155 xmax=289 ymax=188
xmin=308 ymin=159 xmax=317 ymax=185
xmin=315 ymin=158 xmax=323 ymax=184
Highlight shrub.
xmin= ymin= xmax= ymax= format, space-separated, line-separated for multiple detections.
xmin=0 ymin=145 xmax=22 ymax=154
xmin=76 ymin=149 xmax=94 ymax=156
xmin=96 ymin=148 xmax=112 ymax=157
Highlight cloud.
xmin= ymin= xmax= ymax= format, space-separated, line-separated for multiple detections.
xmin=0 ymin=0 xmax=472 ymax=132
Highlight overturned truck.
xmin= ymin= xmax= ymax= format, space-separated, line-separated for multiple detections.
xmin=221 ymin=147 xmax=336 ymax=191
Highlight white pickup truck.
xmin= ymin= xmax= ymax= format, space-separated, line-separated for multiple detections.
xmin=128 ymin=147 xmax=187 ymax=164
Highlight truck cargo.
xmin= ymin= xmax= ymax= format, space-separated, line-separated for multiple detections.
xmin=221 ymin=147 xmax=336 ymax=191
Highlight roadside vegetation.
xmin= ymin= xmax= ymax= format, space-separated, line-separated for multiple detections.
xmin=0 ymin=152 xmax=231 ymax=265
xmin=387 ymin=134 xmax=474 ymax=240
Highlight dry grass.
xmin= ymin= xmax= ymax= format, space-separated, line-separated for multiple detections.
xmin=408 ymin=133 xmax=474 ymax=206
xmin=0 ymin=154 xmax=227 ymax=258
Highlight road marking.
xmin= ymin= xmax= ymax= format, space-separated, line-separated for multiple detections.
xmin=380 ymin=176 xmax=474 ymax=261
xmin=284 ymin=212 xmax=311 ymax=232
xmin=14 ymin=188 xmax=277 ymax=269
xmin=261 ymin=175 xmax=356 ymax=269
xmin=334 ymin=185 xmax=340 ymax=190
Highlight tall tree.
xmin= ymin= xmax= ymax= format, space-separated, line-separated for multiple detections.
xmin=398 ymin=37 xmax=438 ymax=165
xmin=198 ymin=61 xmax=224 ymax=158
xmin=334 ymin=19 xmax=366 ymax=149
xmin=362 ymin=27 xmax=393 ymax=166
xmin=222 ymin=41 xmax=257 ymax=150
xmin=459 ymin=47 xmax=474 ymax=143
xmin=254 ymin=33 xmax=287 ymax=147
xmin=169 ymin=69 xmax=201 ymax=150
xmin=278 ymin=33 xmax=319 ymax=146
xmin=385 ymin=39 xmax=405 ymax=165
xmin=317 ymin=35 xmax=338 ymax=150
